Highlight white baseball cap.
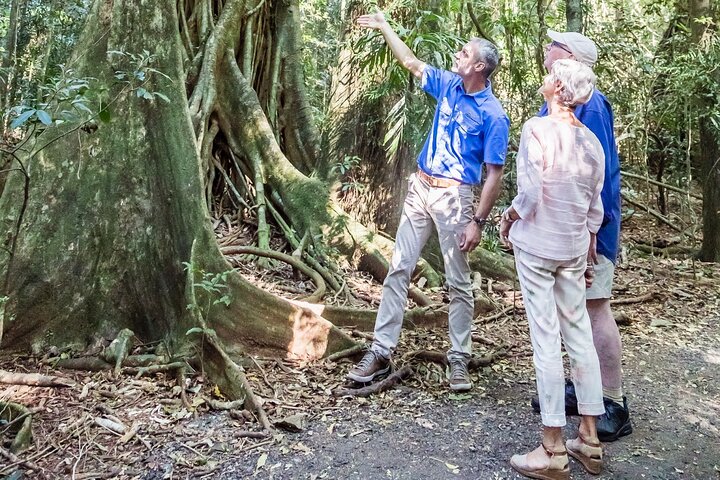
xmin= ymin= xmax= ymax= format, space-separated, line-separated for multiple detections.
xmin=547 ymin=30 xmax=598 ymax=67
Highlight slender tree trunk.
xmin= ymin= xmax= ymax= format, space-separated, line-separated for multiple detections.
xmin=0 ymin=0 xmax=24 ymax=133
xmin=566 ymin=0 xmax=583 ymax=32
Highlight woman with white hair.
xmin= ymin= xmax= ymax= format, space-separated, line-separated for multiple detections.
xmin=500 ymin=58 xmax=606 ymax=479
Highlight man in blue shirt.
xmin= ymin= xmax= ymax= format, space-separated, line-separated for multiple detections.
xmin=347 ymin=12 xmax=510 ymax=391
xmin=531 ymin=30 xmax=631 ymax=442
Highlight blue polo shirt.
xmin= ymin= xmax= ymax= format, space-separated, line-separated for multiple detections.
xmin=539 ymin=89 xmax=621 ymax=263
xmin=418 ymin=65 xmax=510 ymax=185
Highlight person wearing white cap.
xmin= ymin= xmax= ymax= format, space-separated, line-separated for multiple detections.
xmin=529 ymin=30 xmax=632 ymax=444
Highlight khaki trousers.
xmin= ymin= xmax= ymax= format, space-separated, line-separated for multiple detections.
xmin=371 ymin=173 xmax=474 ymax=362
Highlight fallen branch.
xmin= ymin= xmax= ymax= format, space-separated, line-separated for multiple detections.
xmin=621 ymin=193 xmax=685 ymax=233
xmin=621 ymin=170 xmax=701 ymax=200
xmin=610 ymin=291 xmax=662 ymax=306
xmin=325 ymin=344 xmax=365 ymax=362
xmin=631 ymin=243 xmax=698 ymax=256
xmin=332 ymin=366 xmax=413 ymax=398
xmin=0 ymin=370 xmax=74 ymax=387
xmin=234 ymin=430 xmax=270 ymax=439
xmin=475 ymin=304 xmax=516 ymax=323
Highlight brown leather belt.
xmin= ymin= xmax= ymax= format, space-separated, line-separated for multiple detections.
xmin=417 ymin=169 xmax=463 ymax=188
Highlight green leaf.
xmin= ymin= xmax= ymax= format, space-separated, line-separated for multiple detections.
xmin=136 ymin=87 xmax=148 ymax=98
xmin=10 ymin=109 xmax=36 ymax=129
xmin=36 ymin=110 xmax=52 ymax=125
xmin=186 ymin=327 xmax=204 ymax=336
xmin=154 ymin=92 xmax=171 ymax=103
xmin=98 ymin=108 xmax=111 ymax=123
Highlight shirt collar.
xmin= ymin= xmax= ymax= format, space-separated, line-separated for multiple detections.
xmin=455 ymin=79 xmax=493 ymax=104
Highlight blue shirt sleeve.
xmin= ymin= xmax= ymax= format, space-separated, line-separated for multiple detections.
xmin=483 ymin=113 xmax=510 ymax=166
xmin=422 ymin=65 xmax=456 ymax=100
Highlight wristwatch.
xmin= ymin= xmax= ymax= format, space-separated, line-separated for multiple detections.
xmin=472 ymin=215 xmax=487 ymax=227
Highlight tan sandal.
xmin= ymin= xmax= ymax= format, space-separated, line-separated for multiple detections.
xmin=510 ymin=443 xmax=570 ymax=480
xmin=566 ymin=435 xmax=603 ymax=474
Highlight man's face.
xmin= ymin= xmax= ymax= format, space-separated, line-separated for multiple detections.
xmin=452 ymin=42 xmax=483 ymax=78
xmin=543 ymin=41 xmax=574 ymax=72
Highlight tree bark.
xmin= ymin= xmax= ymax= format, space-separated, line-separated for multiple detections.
xmin=566 ymin=0 xmax=583 ymax=33
xmin=690 ymin=0 xmax=720 ymax=261
xmin=0 ymin=0 xmax=354 ymax=362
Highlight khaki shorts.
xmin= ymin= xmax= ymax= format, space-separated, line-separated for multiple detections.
xmin=586 ymin=254 xmax=614 ymax=300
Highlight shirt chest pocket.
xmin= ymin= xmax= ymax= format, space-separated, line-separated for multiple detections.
xmin=456 ymin=110 xmax=483 ymax=137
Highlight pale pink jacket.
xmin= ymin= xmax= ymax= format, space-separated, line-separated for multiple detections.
xmin=509 ymin=116 xmax=605 ymax=261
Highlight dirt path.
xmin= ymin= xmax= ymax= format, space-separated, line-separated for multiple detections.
xmin=1 ymin=251 xmax=719 ymax=480
xmin=187 ymin=303 xmax=720 ymax=479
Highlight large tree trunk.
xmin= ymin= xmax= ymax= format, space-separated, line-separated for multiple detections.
xmin=690 ymin=0 xmax=720 ymax=261
xmin=0 ymin=0 xmax=354 ymax=363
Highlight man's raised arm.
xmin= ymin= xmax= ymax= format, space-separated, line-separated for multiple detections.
xmin=357 ymin=13 xmax=426 ymax=79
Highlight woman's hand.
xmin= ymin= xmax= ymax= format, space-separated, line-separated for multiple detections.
xmin=584 ymin=262 xmax=595 ymax=288
xmin=499 ymin=208 xmax=515 ymax=249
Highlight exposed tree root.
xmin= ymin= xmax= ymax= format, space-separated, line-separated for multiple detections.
xmin=222 ymin=245 xmax=327 ymax=302
xmin=199 ymin=332 xmax=272 ymax=431
xmin=0 ymin=401 xmax=33 ymax=453
xmin=176 ymin=367 xmax=192 ymax=410
xmin=0 ymin=445 xmax=42 ymax=475
xmin=126 ymin=362 xmax=188 ymax=378
xmin=403 ymin=349 xmax=504 ymax=370
xmin=291 ymin=297 xmax=495 ymax=332
xmin=204 ymin=397 xmax=246 ymax=410
xmin=332 ymin=365 xmax=414 ymax=398
xmin=100 ymin=328 xmax=135 ymax=378
xmin=49 ymin=353 xmax=169 ymax=372
xmin=0 ymin=370 xmax=74 ymax=387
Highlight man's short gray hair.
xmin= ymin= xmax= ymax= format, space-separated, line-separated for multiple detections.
xmin=470 ymin=37 xmax=500 ymax=77
xmin=547 ymin=59 xmax=596 ymax=107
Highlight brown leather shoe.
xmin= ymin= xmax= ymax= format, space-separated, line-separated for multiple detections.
xmin=510 ymin=443 xmax=570 ymax=480
xmin=346 ymin=351 xmax=390 ymax=383
xmin=566 ymin=435 xmax=603 ymax=474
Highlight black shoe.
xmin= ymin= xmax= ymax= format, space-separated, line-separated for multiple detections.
xmin=530 ymin=380 xmax=579 ymax=416
xmin=597 ymin=396 xmax=633 ymax=442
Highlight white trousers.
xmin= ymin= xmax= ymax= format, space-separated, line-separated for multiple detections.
xmin=515 ymin=248 xmax=605 ymax=427
xmin=371 ymin=174 xmax=474 ymax=362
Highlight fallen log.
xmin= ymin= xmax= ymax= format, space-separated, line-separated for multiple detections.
xmin=0 ymin=370 xmax=74 ymax=387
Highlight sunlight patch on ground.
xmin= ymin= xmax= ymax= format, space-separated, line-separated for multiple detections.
xmin=703 ymin=348 xmax=720 ymax=365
